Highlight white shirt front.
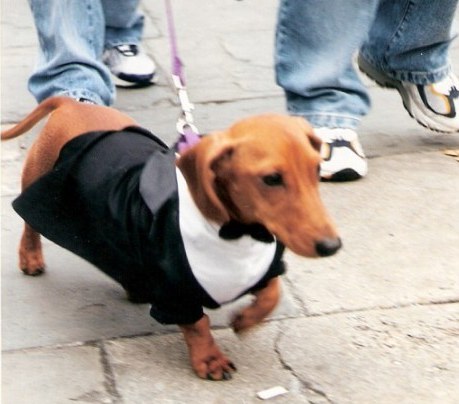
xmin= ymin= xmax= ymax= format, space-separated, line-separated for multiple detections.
xmin=176 ymin=168 xmax=276 ymax=304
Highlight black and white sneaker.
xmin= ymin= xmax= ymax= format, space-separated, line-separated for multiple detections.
xmin=315 ymin=127 xmax=368 ymax=181
xmin=358 ymin=55 xmax=459 ymax=133
xmin=103 ymin=44 xmax=157 ymax=88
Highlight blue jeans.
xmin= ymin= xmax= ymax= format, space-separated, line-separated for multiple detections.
xmin=275 ymin=0 xmax=459 ymax=129
xmin=28 ymin=0 xmax=145 ymax=105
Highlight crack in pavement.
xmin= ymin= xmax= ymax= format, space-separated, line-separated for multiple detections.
xmin=97 ymin=341 xmax=123 ymax=404
xmin=282 ymin=274 xmax=310 ymax=317
xmin=273 ymin=322 xmax=336 ymax=404
xmin=304 ymin=298 xmax=459 ymax=319
xmin=4 ymin=300 xmax=457 ymax=354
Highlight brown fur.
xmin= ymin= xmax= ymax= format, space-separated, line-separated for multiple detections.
xmin=2 ymin=96 xmax=340 ymax=380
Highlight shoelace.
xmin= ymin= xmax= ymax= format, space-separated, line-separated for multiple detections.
xmin=449 ymin=85 xmax=459 ymax=99
xmin=434 ymin=74 xmax=459 ymax=98
xmin=115 ymin=44 xmax=139 ymax=57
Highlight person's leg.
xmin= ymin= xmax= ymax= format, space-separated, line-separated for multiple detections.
xmin=102 ymin=0 xmax=156 ymax=87
xmin=102 ymin=0 xmax=144 ymax=47
xmin=360 ymin=0 xmax=459 ymax=132
xmin=276 ymin=0 xmax=380 ymax=129
xmin=27 ymin=0 xmax=115 ymax=105
xmin=275 ymin=0 xmax=380 ymax=180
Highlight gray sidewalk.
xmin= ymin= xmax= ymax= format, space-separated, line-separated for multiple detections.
xmin=2 ymin=1 xmax=459 ymax=403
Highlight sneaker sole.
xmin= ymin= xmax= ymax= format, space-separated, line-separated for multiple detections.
xmin=357 ymin=55 xmax=455 ymax=134
xmin=113 ymin=73 xmax=158 ymax=88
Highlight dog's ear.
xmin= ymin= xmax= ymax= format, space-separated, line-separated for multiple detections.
xmin=176 ymin=134 xmax=233 ymax=224
xmin=295 ymin=117 xmax=322 ymax=153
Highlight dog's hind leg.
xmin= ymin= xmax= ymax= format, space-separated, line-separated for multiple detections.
xmin=19 ymin=224 xmax=45 ymax=276
xmin=16 ymin=141 xmax=56 ymax=276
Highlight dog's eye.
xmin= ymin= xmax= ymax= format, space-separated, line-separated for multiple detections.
xmin=262 ymin=172 xmax=284 ymax=187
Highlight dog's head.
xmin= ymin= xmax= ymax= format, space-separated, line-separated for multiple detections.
xmin=177 ymin=114 xmax=341 ymax=258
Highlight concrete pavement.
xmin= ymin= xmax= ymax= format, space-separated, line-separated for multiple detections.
xmin=2 ymin=1 xmax=459 ymax=403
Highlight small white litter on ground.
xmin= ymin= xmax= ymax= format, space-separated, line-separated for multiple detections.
xmin=256 ymin=386 xmax=288 ymax=400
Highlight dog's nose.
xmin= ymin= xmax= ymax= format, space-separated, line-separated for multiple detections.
xmin=315 ymin=237 xmax=342 ymax=257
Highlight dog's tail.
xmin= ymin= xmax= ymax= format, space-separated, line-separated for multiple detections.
xmin=1 ymin=96 xmax=72 ymax=141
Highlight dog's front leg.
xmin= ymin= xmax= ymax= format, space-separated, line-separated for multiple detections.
xmin=180 ymin=314 xmax=237 ymax=380
xmin=231 ymin=277 xmax=281 ymax=333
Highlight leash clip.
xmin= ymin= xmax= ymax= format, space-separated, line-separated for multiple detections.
xmin=172 ymin=74 xmax=198 ymax=133
xmin=176 ymin=117 xmax=199 ymax=135
xmin=172 ymin=74 xmax=201 ymax=153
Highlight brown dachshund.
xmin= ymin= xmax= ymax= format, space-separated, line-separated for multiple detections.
xmin=2 ymin=96 xmax=341 ymax=381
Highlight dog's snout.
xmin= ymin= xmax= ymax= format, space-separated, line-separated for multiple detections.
xmin=315 ymin=237 xmax=342 ymax=257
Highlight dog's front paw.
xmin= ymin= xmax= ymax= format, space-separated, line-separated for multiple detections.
xmin=231 ymin=307 xmax=262 ymax=333
xmin=180 ymin=315 xmax=237 ymax=381
xmin=189 ymin=343 xmax=237 ymax=381
xmin=232 ymin=277 xmax=281 ymax=333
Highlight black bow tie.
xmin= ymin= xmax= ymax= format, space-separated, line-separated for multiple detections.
xmin=218 ymin=220 xmax=275 ymax=243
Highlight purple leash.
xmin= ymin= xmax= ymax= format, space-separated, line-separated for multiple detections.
xmin=165 ymin=0 xmax=201 ymax=154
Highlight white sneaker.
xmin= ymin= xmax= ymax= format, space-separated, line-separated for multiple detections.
xmin=358 ymin=55 xmax=459 ymax=133
xmin=103 ymin=44 xmax=157 ymax=88
xmin=315 ymin=127 xmax=368 ymax=181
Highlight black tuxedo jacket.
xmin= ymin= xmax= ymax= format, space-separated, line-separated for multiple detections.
xmin=13 ymin=127 xmax=285 ymax=324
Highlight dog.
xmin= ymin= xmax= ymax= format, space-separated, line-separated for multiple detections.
xmin=2 ymin=96 xmax=341 ymax=381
